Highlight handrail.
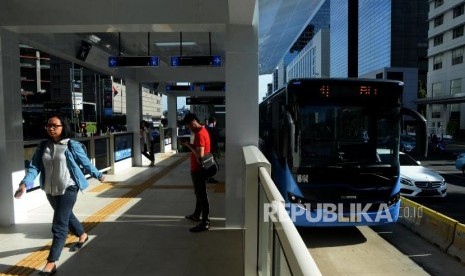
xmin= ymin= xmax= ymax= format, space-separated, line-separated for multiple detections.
xmin=243 ymin=145 xmax=321 ymax=276
xmin=259 ymin=167 xmax=321 ymax=276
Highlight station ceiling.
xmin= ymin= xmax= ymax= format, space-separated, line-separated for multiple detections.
xmin=0 ymin=0 xmax=323 ymax=80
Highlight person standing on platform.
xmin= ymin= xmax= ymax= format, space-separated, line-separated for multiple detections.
xmin=14 ymin=115 xmax=105 ymax=275
xmin=140 ymin=120 xmax=155 ymax=167
xmin=206 ymin=116 xmax=220 ymax=183
xmin=181 ymin=113 xmax=211 ymax=232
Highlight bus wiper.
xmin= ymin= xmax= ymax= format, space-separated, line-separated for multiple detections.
xmin=359 ymin=172 xmax=390 ymax=181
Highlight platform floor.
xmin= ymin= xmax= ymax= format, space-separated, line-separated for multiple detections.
xmin=0 ymin=152 xmax=243 ymax=276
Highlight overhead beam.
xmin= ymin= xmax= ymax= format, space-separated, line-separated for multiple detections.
xmin=134 ymin=66 xmax=225 ymax=83
xmin=0 ymin=0 xmax=228 ymax=33
xmin=228 ymin=0 xmax=257 ymax=25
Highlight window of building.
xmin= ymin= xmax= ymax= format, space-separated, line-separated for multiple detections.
xmin=451 ymin=79 xmax=462 ymax=95
xmin=433 ymin=34 xmax=443 ymax=46
xmin=432 ymin=82 xmax=443 ymax=97
xmin=433 ymin=55 xmax=443 ymax=70
xmin=452 ymin=47 xmax=464 ymax=65
xmin=434 ymin=0 xmax=444 ymax=8
xmin=434 ymin=15 xmax=443 ymax=27
xmin=432 ymin=105 xmax=442 ymax=119
xmin=453 ymin=3 xmax=464 ymax=18
xmin=452 ymin=25 xmax=464 ymax=39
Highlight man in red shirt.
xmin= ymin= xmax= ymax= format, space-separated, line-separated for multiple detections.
xmin=182 ymin=113 xmax=211 ymax=232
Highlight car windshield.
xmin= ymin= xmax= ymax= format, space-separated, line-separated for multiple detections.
xmin=378 ymin=153 xmax=418 ymax=166
xmin=398 ymin=154 xmax=419 ymax=166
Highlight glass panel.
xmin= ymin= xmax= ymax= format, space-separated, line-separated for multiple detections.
xmin=273 ymin=235 xmax=292 ymax=276
xmin=258 ymin=186 xmax=273 ymax=276
xmin=95 ymin=137 xmax=110 ymax=169
xmin=114 ymin=133 xmax=133 ymax=162
xmin=298 ymin=106 xmax=397 ymax=167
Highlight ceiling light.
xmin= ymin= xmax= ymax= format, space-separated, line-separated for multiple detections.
xmin=88 ymin=34 xmax=101 ymax=43
xmin=155 ymin=42 xmax=196 ymax=47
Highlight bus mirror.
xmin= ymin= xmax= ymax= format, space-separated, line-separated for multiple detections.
xmin=401 ymin=108 xmax=427 ymax=158
xmin=286 ymin=112 xmax=295 ymax=154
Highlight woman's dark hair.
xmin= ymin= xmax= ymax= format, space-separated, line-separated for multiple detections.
xmin=47 ymin=115 xmax=73 ymax=139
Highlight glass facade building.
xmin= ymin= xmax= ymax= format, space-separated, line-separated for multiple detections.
xmin=330 ymin=0 xmax=349 ymax=77
xmin=358 ymin=0 xmax=392 ymax=76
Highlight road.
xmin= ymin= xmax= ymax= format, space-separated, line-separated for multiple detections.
xmin=301 ymin=143 xmax=465 ymax=275
xmin=411 ymin=143 xmax=465 ymax=223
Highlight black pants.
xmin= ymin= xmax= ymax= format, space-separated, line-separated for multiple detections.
xmin=191 ymin=170 xmax=210 ymax=223
xmin=141 ymin=142 xmax=154 ymax=162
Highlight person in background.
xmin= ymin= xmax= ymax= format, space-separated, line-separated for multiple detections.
xmin=140 ymin=120 xmax=155 ymax=167
xmin=14 ymin=115 xmax=105 ymax=276
xmin=206 ymin=116 xmax=219 ymax=183
xmin=181 ymin=113 xmax=211 ymax=232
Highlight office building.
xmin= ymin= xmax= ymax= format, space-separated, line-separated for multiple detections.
xmin=330 ymin=0 xmax=429 ymax=113
xmin=419 ymin=0 xmax=465 ymax=137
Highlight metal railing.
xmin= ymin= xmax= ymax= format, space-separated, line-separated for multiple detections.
xmin=243 ymin=145 xmax=321 ymax=276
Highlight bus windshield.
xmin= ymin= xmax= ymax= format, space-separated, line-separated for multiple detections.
xmin=298 ymin=105 xmax=398 ymax=168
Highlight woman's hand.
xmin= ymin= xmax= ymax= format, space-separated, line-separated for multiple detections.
xmin=99 ymin=176 xmax=106 ymax=182
xmin=14 ymin=183 xmax=27 ymax=199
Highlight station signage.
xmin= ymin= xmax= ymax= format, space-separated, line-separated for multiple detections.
xmin=186 ymin=97 xmax=225 ymax=105
xmin=108 ymin=56 xmax=159 ymax=67
xmin=170 ymin=56 xmax=222 ymax=67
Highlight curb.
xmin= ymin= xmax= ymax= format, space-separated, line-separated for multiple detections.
xmin=398 ymin=197 xmax=464 ymax=263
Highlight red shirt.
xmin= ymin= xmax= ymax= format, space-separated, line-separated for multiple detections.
xmin=190 ymin=126 xmax=211 ymax=172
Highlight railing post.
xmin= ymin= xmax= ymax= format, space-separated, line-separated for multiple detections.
xmin=109 ymin=133 xmax=115 ymax=174
xmin=243 ymin=145 xmax=271 ymax=276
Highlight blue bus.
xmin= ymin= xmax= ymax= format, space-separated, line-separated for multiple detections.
xmin=259 ymin=78 xmax=427 ymax=226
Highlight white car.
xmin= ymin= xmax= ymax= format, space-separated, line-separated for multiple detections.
xmin=456 ymin=153 xmax=465 ymax=174
xmin=398 ymin=152 xmax=447 ymax=197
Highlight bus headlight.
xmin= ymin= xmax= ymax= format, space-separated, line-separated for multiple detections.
xmin=288 ymin=193 xmax=307 ymax=208
xmin=387 ymin=192 xmax=401 ymax=206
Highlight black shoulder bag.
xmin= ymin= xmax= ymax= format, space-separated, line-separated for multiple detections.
xmin=200 ymin=153 xmax=218 ymax=178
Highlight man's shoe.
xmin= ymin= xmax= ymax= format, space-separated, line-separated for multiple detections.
xmin=190 ymin=222 xmax=210 ymax=232
xmin=185 ymin=214 xmax=201 ymax=222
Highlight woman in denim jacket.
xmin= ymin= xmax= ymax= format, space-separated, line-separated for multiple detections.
xmin=14 ymin=115 xmax=105 ymax=275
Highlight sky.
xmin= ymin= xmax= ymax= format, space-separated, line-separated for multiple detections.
xmin=162 ymin=73 xmax=273 ymax=111
xmin=258 ymin=74 xmax=273 ymax=103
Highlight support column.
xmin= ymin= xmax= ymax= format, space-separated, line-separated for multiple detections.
xmin=167 ymin=94 xmax=178 ymax=152
xmin=225 ymin=24 xmax=259 ymax=227
xmin=125 ymin=79 xmax=142 ymax=166
xmin=0 ymin=29 xmax=24 ymax=226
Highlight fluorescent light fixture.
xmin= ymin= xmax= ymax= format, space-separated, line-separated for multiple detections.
xmin=176 ymin=82 xmax=191 ymax=86
xmin=155 ymin=42 xmax=196 ymax=47
xmin=88 ymin=34 xmax=101 ymax=43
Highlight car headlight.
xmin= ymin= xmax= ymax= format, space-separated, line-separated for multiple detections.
xmin=400 ymin=177 xmax=414 ymax=186
xmin=441 ymin=179 xmax=446 ymax=186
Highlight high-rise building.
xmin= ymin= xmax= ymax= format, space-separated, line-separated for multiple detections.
xmin=287 ymin=29 xmax=330 ymax=80
xmin=272 ymin=0 xmax=331 ymax=92
xmin=418 ymin=0 xmax=465 ymax=138
xmin=331 ymin=0 xmax=429 ymax=112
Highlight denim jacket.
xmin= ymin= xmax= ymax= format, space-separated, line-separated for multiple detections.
xmin=21 ymin=139 xmax=103 ymax=191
